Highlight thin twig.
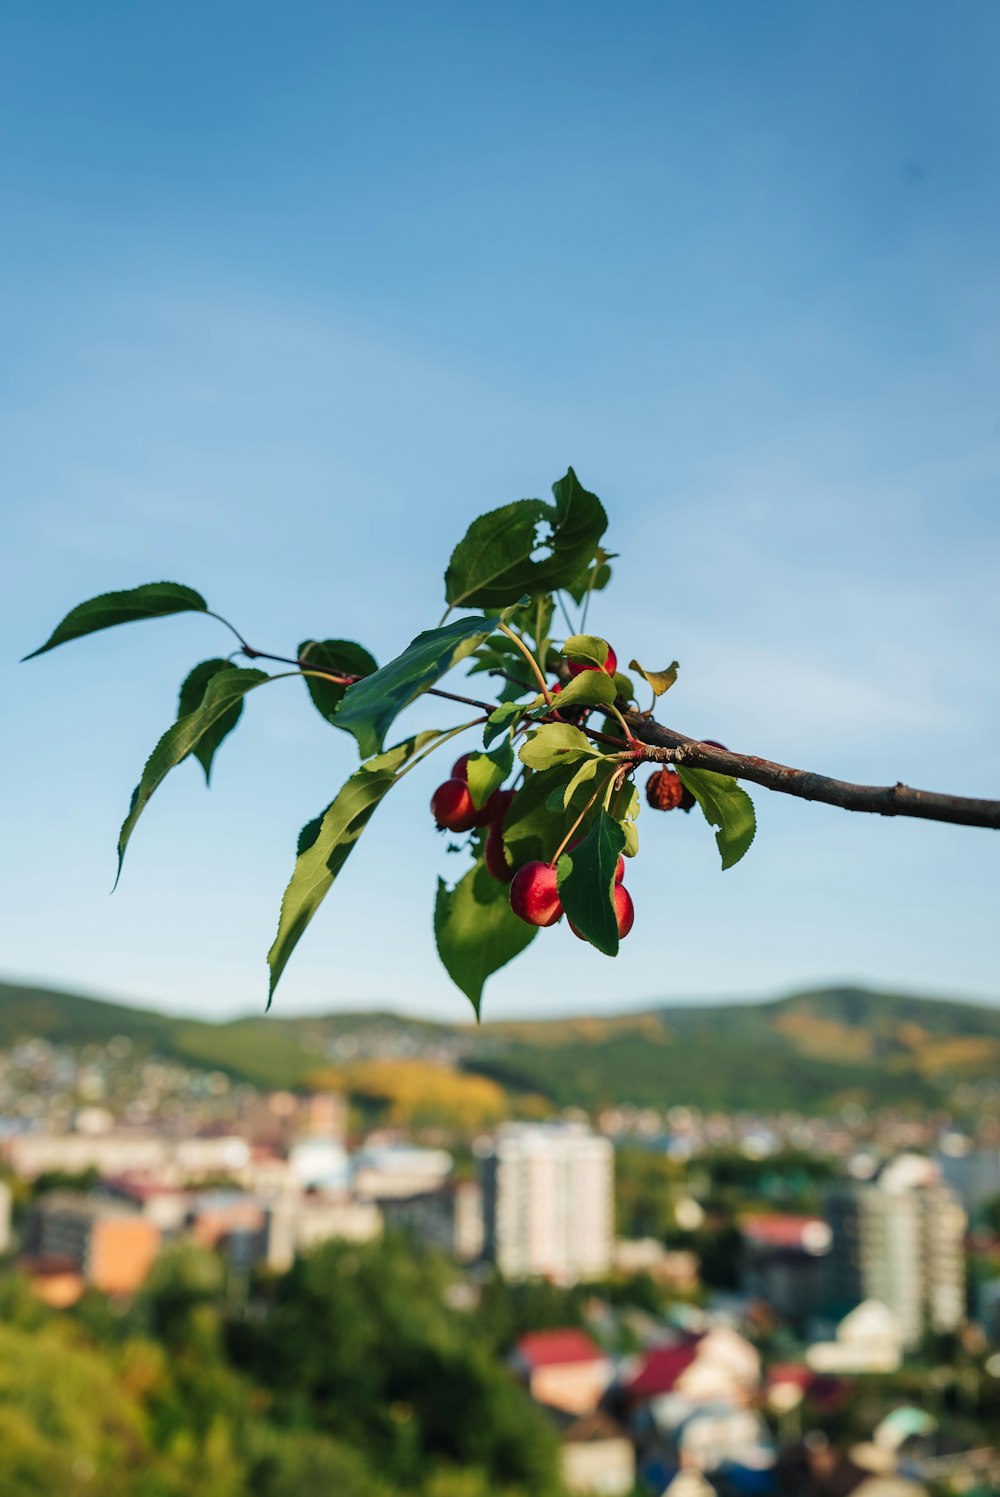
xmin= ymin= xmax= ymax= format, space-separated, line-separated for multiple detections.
xmin=497 ymin=623 xmax=553 ymax=705
xmin=624 ymin=714 xmax=1000 ymax=831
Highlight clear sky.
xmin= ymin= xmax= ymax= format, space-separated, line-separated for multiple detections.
xmin=2 ymin=1 xmax=998 ymax=1023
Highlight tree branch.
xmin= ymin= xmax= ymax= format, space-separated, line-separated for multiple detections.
xmin=624 ymin=713 xmax=1000 ymax=831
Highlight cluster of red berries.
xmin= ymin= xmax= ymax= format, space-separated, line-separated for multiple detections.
xmin=431 ymin=640 xmax=636 ymax=944
xmin=505 ymin=640 xmax=632 ymax=938
xmin=432 ymin=755 xmax=514 ymax=882
xmin=508 ymin=852 xmax=634 ymax=939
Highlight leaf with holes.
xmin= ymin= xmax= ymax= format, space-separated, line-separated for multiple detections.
xmin=677 ymin=767 xmax=756 ymax=870
xmin=434 ymin=861 xmax=537 ymax=1015
xmin=564 ymin=547 xmax=613 ymax=606
xmin=268 ymin=731 xmax=441 ymax=1001
xmin=333 ymin=615 xmax=493 ymax=758
xmin=444 ymin=467 xmax=607 ymax=608
xmin=177 ymin=659 xmax=246 ymax=784
xmin=556 ymin=810 xmax=627 ymax=956
xmin=298 ymin=639 xmax=378 ymax=724
xmin=118 ymin=668 xmax=272 ymax=880
xmin=24 ymin=582 xmax=208 ymax=660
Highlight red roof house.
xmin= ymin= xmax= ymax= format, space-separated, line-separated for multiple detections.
xmin=512 ymin=1329 xmax=611 ymax=1415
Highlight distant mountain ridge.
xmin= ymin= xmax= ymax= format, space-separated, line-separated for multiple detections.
xmin=1 ymin=977 xmax=997 ymax=1114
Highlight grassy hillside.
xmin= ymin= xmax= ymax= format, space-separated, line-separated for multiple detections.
xmin=2 ymin=977 xmax=997 ymax=1114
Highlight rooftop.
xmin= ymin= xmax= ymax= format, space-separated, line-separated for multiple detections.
xmin=515 ymin=1329 xmax=605 ymax=1368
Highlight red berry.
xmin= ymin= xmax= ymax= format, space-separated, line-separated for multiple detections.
xmin=484 ymin=821 xmax=513 ymax=883
xmin=431 ymin=779 xmax=480 ymax=833
xmin=614 ymin=883 xmax=635 ymax=938
xmin=701 ymin=739 xmax=727 ymax=751
xmin=488 ymin=787 xmax=515 ymax=823
xmin=645 ymin=768 xmax=684 ymax=811
xmin=569 ymin=883 xmax=635 ymax=942
xmin=509 ymin=861 xmax=563 ymax=927
xmin=567 ymin=643 xmax=617 ymax=678
xmin=451 ymin=753 xmax=471 ymax=781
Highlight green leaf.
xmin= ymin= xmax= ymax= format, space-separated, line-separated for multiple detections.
xmin=504 ymin=762 xmax=615 ymax=870
xmin=622 ymin=820 xmax=640 ymax=858
xmin=503 ymin=766 xmax=584 ymax=869
xmin=537 ymin=671 xmax=615 ymax=715
xmin=24 ymin=582 xmax=208 ymax=660
xmin=483 ymin=701 xmax=524 ymax=747
xmin=562 ymin=634 xmax=612 ymax=670
xmin=518 ymin=722 xmax=598 ymax=771
xmin=177 ymin=659 xmax=245 ymax=784
xmin=117 ymin=668 xmax=271 ymax=880
xmin=677 ymin=767 xmax=756 ymax=870
xmin=297 ymin=639 xmax=378 ymax=725
xmin=444 ymin=467 xmax=607 ymax=609
xmin=434 ymin=861 xmax=537 ymax=1016
xmin=612 ymin=672 xmax=636 ymax=703
xmin=268 ymin=731 xmax=441 ymax=1001
xmin=546 ymin=756 xmax=600 ymax=811
xmin=556 ymin=811 xmax=626 ymax=956
xmin=333 ymin=615 xmax=493 ymax=758
xmin=630 ymin=658 xmax=680 ymax=698
xmin=609 ymin=782 xmax=640 ymax=825
xmin=466 ymin=741 xmax=514 ymax=809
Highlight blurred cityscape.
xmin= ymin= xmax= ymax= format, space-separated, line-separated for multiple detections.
xmin=3 ymin=1008 xmax=1000 ymax=1497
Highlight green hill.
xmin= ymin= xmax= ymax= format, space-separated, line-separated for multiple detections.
xmin=1 ymin=977 xmax=997 ymax=1113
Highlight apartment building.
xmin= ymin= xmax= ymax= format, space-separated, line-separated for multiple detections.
xmin=478 ymin=1121 xmax=613 ymax=1283
xmin=826 ymin=1153 xmax=966 ymax=1349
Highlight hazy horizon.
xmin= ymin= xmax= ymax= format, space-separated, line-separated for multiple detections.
xmin=3 ymin=968 xmax=996 ymax=1029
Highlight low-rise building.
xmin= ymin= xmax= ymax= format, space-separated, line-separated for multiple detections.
xmin=380 ymin=1179 xmax=484 ymax=1261
xmin=544 ymin=1406 xmax=635 ymax=1496
xmin=263 ymin=1192 xmax=382 ymax=1272
xmin=352 ymin=1144 xmax=453 ymax=1200
xmin=23 ymin=1191 xmax=160 ymax=1294
xmin=614 ymin=1238 xmax=700 ymax=1293
xmin=739 ymin=1213 xmax=832 ymax=1321
xmin=511 ymin=1329 xmax=612 ymax=1415
xmin=806 ymin=1299 xmax=905 ymax=1374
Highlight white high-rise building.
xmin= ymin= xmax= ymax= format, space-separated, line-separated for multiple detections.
xmin=478 ymin=1122 xmax=614 ymax=1283
xmin=826 ymin=1153 xmax=966 ymax=1349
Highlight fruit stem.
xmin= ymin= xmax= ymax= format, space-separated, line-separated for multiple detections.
xmin=497 ymin=624 xmax=554 ymax=705
xmin=606 ymin=702 xmax=637 ymax=744
xmin=547 ymin=767 xmax=621 ymax=869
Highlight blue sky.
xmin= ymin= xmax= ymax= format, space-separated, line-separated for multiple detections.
xmin=2 ymin=1 xmax=998 ymax=1022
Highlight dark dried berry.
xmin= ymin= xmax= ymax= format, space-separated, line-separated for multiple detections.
xmin=679 ymin=786 xmax=697 ymax=812
xmin=646 ymin=768 xmax=684 ymax=811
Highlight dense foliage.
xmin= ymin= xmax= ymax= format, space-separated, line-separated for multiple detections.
xmin=0 ymin=1238 xmax=565 ymax=1497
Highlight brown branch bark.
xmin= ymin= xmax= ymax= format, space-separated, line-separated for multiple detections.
xmin=241 ymin=642 xmax=1000 ymax=830
xmin=624 ymin=714 xmax=1000 ymax=831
